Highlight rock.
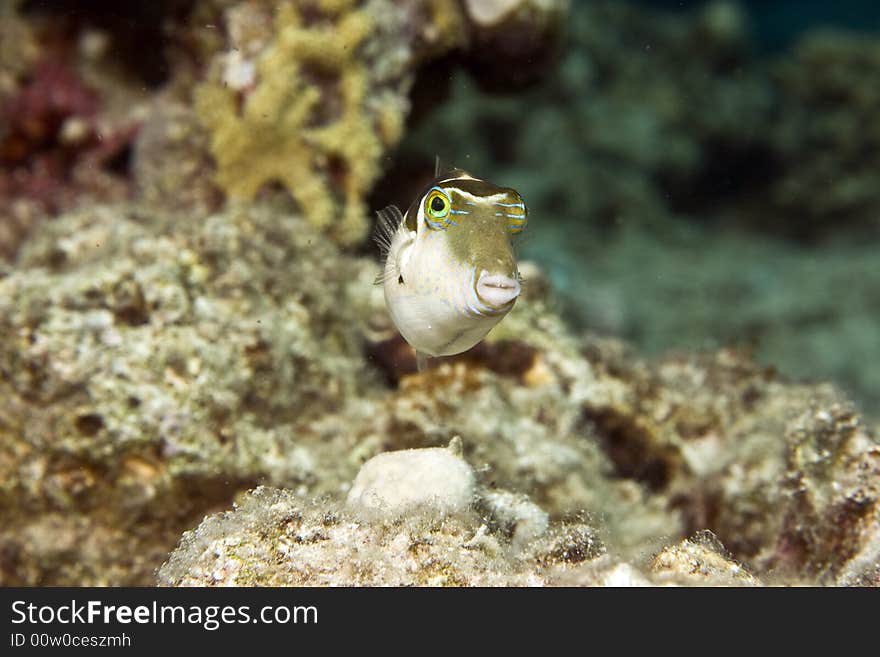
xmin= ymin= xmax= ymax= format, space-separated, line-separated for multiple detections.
xmin=346 ymin=441 xmax=477 ymax=521
xmin=158 ymin=486 xmax=651 ymax=587
xmin=651 ymin=532 xmax=760 ymax=586
xmin=461 ymin=0 xmax=569 ymax=89
xmin=159 ymin=486 xmax=545 ymax=586
xmin=5 ymin=199 xmax=879 ymax=586
xmin=478 ymin=488 xmax=550 ymax=549
xmin=158 ymin=487 xmax=767 ymax=587
xmin=0 ymin=200 xmax=379 ymax=584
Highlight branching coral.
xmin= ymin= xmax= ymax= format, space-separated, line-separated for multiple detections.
xmin=195 ymin=0 xmax=405 ymax=245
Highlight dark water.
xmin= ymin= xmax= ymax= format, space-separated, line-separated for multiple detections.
xmin=636 ymin=0 xmax=880 ymax=48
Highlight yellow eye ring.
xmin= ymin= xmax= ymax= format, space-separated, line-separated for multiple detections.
xmin=424 ymin=188 xmax=452 ymax=229
xmin=426 ymin=191 xmax=449 ymax=217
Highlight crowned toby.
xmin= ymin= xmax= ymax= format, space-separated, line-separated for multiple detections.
xmin=375 ymin=169 xmax=527 ymax=371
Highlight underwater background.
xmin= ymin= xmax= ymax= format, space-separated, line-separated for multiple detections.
xmin=379 ymin=0 xmax=880 ymax=414
xmin=1 ymin=0 xmax=879 ymax=586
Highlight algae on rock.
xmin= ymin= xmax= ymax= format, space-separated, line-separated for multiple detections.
xmin=0 ymin=199 xmax=380 ymax=584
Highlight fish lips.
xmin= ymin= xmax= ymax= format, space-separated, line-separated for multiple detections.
xmin=476 ymin=273 xmax=521 ymax=310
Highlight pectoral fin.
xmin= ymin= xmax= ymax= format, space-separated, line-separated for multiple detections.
xmin=373 ymin=205 xmax=405 ymax=286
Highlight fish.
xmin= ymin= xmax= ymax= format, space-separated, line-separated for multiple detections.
xmin=374 ymin=169 xmax=527 ymax=372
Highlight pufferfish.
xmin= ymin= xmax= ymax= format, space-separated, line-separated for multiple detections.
xmin=375 ymin=169 xmax=527 ymax=372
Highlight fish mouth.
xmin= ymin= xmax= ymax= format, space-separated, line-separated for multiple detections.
xmin=476 ymin=272 xmax=521 ymax=310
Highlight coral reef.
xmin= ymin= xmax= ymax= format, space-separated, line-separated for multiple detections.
xmin=158 ymin=486 xmax=552 ymax=586
xmin=2 ymin=0 xmax=879 ymax=588
xmin=0 ymin=0 xmax=568 ymax=257
xmin=152 ymin=480 xmax=751 ymax=586
xmin=0 ymin=0 xmax=573 ymax=584
xmin=2 ymin=196 xmax=879 ymax=586
xmin=160 ymin=367 xmax=880 ymax=586
xmin=580 ymin=341 xmax=880 ymax=584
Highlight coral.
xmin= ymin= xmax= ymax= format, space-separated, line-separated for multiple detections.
xmin=3 ymin=0 xmax=879 ymax=589
xmin=577 ymin=342 xmax=880 ymax=585
xmin=195 ymin=0 xmax=411 ymax=245
xmin=2 ymin=1 xmax=878 ymax=583
xmin=770 ymin=402 xmax=880 ymax=583
xmin=153 ymin=489 xmax=744 ymax=587
xmin=192 ymin=0 xmax=568 ymax=246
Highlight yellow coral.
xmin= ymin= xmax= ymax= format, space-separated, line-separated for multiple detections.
xmin=196 ymin=0 xmax=397 ymax=245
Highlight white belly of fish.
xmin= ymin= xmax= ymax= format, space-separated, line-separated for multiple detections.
xmin=383 ymin=229 xmax=508 ymax=357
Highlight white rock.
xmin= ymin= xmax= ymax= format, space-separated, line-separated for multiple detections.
xmin=346 ymin=443 xmax=476 ymax=521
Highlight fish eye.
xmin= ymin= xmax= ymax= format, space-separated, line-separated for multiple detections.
xmin=425 ymin=191 xmax=449 ymax=217
xmin=424 ymin=188 xmax=452 ymax=228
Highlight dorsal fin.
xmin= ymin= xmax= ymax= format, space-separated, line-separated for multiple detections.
xmin=439 ymin=166 xmax=473 ymax=181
